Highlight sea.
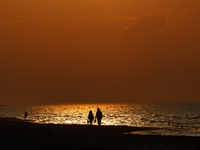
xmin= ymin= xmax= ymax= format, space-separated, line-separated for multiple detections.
xmin=1 ymin=102 xmax=200 ymax=137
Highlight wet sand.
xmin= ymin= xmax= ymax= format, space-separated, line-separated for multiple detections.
xmin=0 ymin=117 xmax=199 ymax=150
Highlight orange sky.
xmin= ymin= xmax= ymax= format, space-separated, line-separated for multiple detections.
xmin=0 ymin=0 xmax=200 ymax=105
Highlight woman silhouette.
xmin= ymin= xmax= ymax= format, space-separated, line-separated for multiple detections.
xmin=88 ymin=110 xmax=94 ymax=125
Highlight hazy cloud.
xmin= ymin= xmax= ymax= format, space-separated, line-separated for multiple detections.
xmin=124 ymin=11 xmax=168 ymax=34
xmin=113 ymin=17 xmax=135 ymax=21
xmin=0 ymin=20 xmax=27 ymax=24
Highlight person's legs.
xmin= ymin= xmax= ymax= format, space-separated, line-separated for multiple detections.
xmin=89 ymin=121 xmax=93 ymax=128
xmin=97 ymin=119 xmax=101 ymax=126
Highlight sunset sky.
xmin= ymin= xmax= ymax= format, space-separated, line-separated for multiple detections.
xmin=1 ymin=0 xmax=200 ymax=105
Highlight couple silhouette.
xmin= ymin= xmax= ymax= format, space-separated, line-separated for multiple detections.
xmin=88 ymin=108 xmax=102 ymax=126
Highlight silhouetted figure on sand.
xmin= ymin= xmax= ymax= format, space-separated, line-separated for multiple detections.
xmin=24 ymin=111 xmax=28 ymax=118
xmin=95 ymin=108 xmax=102 ymax=126
xmin=88 ymin=110 xmax=94 ymax=125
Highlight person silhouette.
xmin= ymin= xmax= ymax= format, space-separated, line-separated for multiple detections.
xmin=95 ymin=108 xmax=102 ymax=126
xmin=88 ymin=110 xmax=94 ymax=125
xmin=24 ymin=111 xmax=28 ymax=118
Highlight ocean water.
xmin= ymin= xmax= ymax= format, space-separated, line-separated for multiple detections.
xmin=1 ymin=103 xmax=200 ymax=136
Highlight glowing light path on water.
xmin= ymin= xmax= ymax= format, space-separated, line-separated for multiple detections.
xmin=1 ymin=103 xmax=200 ymax=136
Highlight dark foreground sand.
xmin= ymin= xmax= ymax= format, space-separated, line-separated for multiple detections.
xmin=0 ymin=118 xmax=199 ymax=150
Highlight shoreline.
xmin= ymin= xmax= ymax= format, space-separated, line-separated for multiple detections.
xmin=0 ymin=117 xmax=162 ymax=133
xmin=1 ymin=117 xmax=200 ymax=150
xmin=2 ymin=117 xmax=200 ymax=136
xmin=0 ymin=117 xmax=166 ymax=132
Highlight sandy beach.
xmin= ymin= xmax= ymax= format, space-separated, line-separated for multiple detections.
xmin=0 ymin=117 xmax=199 ymax=150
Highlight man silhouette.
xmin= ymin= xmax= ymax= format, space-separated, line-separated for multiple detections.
xmin=95 ymin=108 xmax=102 ymax=126
xmin=24 ymin=111 xmax=28 ymax=118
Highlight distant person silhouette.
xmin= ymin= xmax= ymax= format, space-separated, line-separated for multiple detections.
xmin=95 ymin=108 xmax=102 ymax=126
xmin=88 ymin=110 xmax=94 ymax=125
xmin=24 ymin=111 xmax=28 ymax=118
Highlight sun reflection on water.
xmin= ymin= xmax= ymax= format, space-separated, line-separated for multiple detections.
xmin=24 ymin=104 xmax=144 ymax=126
xmin=2 ymin=103 xmax=200 ymax=136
